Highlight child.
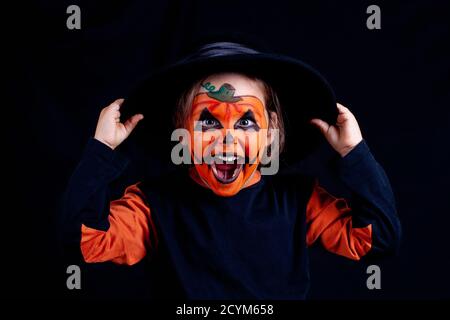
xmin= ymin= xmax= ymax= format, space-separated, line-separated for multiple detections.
xmin=62 ymin=41 xmax=401 ymax=299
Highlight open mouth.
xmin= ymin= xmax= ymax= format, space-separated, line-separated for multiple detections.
xmin=211 ymin=154 xmax=244 ymax=184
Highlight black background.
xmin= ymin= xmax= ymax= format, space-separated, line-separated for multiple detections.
xmin=6 ymin=0 xmax=450 ymax=300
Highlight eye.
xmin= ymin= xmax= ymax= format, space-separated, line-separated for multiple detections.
xmin=202 ymin=118 xmax=220 ymax=128
xmin=236 ymin=118 xmax=255 ymax=128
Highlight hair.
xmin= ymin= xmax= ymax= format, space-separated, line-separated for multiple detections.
xmin=174 ymin=73 xmax=285 ymax=153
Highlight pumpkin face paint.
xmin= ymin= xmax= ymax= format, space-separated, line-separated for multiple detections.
xmin=186 ymin=75 xmax=271 ymax=197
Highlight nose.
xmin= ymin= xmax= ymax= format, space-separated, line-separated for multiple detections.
xmin=223 ymin=131 xmax=235 ymax=145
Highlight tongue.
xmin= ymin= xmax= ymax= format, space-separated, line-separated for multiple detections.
xmin=215 ymin=164 xmax=237 ymax=180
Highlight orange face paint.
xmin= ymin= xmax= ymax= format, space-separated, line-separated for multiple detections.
xmin=186 ymin=83 xmax=270 ymax=197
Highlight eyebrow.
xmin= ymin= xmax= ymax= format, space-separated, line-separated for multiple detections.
xmin=240 ymin=110 xmax=257 ymax=122
xmin=198 ymin=108 xmax=217 ymax=121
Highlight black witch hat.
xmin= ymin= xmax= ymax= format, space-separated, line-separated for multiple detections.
xmin=122 ymin=37 xmax=338 ymax=172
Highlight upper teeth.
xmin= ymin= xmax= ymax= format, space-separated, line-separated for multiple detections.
xmin=216 ymin=155 xmax=237 ymax=162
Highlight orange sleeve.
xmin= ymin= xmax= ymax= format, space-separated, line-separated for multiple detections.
xmin=80 ymin=183 xmax=157 ymax=265
xmin=306 ymin=182 xmax=372 ymax=260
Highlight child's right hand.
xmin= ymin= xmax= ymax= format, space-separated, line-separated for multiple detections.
xmin=94 ymin=99 xmax=144 ymax=150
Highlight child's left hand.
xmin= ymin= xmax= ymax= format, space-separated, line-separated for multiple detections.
xmin=310 ymin=103 xmax=363 ymax=157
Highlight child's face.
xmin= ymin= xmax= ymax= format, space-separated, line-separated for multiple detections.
xmin=186 ymin=73 xmax=271 ymax=197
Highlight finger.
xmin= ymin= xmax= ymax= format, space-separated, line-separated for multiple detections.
xmin=109 ymin=98 xmax=125 ymax=111
xmin=335 ymin=113 xmax=348 ymax=126
xmin=310 ymin=118 xmax=330 ymax=135
xmin=336 ymin=103 xmax=352 ymax=114
xmin=123 ymin=114 xmax=144 ymax=134
xmin=337 ymin=103 xmax=356 ymax=123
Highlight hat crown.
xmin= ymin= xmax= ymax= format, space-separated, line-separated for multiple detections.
xmin=190 ymin=41 xmax=260 ymax=60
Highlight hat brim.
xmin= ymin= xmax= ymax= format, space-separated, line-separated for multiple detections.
xmin=122 ymin=53 xmax=338 ymax=169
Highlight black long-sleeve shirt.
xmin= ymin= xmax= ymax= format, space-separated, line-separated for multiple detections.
xmin=62 ymin=138 xmax=401 ymax=299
